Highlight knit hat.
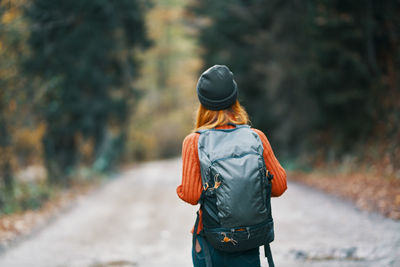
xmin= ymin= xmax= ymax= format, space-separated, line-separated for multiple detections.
xmin=196 ymin=65 xmax=238 ymax=110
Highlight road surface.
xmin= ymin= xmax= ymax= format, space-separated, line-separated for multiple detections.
xmin=0 ymin=158 xmax=399 ymax=267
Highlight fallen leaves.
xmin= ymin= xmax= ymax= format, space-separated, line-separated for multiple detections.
xmin=0 ymin=182 xmax=96 ymax=250
xmin=290 ymin=170 xmax=400 ymax=220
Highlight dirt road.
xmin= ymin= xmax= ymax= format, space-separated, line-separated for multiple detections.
xmin=0 ymin=158 xmax=399 ymax=267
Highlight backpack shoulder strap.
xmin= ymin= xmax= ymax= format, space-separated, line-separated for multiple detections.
xmin=193 ymin=211 xmax=212 ymax=267
xmin=265 ymin=244 xmax=275 ymax=267
xmin=227 ymin=123 xmax=250 ymax=129
xmin=196 ymin=124 xmax=250 ymax=134
xmin=196 ymin=129 xmax=209 ymax=134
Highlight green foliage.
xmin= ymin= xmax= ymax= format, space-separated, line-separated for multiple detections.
xmin=0 ymin=0 xmax=31 ymax=194
xmin=0 ymin=182 xmax=53 ymax=214
xmin=125 ymin=0 xmax=200 ymax=162
xmin=189 ymin=0 xmax=400 ymax=163
xmin=24 ymin=0 xmax=150 ymax=182
xmin=189 ymin=0 xmax=277 ymax=129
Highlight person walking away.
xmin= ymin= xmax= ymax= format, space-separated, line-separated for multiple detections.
xmin=177 ymin=65 xmax=287 ymax=267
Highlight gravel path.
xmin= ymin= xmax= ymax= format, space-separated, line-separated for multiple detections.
xmin=0 ymin=158 xmax=399 ymax=267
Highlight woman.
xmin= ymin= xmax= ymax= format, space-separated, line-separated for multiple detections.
xmin=177 ymin=65 xmax=287 ymax=267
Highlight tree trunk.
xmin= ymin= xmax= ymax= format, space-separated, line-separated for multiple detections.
xmin=0 ymin=100 xmax=13 ymax=194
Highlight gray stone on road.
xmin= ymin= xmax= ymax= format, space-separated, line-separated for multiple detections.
xmin=0 ymin=158 xmax=399 ymax=267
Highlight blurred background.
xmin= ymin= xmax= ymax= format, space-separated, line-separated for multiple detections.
xmin=0 ymin=0 xmax=399 ymax=242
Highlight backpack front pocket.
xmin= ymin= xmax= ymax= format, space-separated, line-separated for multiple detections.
xmin=210 ymin=153 xmax=268 ymax=228
xmin=203 ymin=219 xmax=274 ymax=253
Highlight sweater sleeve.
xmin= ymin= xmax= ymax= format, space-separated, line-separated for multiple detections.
xmin=252 ymin=129 xmax=287 ymax=197
xmin=176 ymin=133 xmax=203 ymax=205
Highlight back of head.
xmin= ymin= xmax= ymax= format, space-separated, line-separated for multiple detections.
xmin=196 ymin=65 xmax=238 ymax=111
xmin=195 ymin=65 xmax=249 ymax=130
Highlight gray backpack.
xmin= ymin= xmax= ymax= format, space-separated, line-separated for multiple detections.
xmin=194 ymin=124 xmax=275 ymax=266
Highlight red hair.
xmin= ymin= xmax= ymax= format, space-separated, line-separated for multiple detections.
xmin=194 ymin=100 xmax=250 ymax=131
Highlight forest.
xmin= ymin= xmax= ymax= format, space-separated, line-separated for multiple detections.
xmin=0 ymin=0 xmax=399 ymax=219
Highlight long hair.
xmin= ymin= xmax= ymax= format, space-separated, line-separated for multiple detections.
xmin=194 ymin=100 xmax=250 ymax=131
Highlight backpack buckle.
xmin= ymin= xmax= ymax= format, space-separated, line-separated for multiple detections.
xmin=266 ymin=170 xmax=274 ymax=181
xmin=213 ymin=173 xmax=221 ymax=189
xmin=204 ymin=174 xmax=221 ymax=191
xmin=203 ymin=182 xmax=209 ymax=191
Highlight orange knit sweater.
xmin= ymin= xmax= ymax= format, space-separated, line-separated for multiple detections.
xmin=177 ymin=125 xmax=287 ymax=234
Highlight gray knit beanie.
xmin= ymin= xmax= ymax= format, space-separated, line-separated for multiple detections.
xmin=196 ymin=65 xmax=238 ymax=110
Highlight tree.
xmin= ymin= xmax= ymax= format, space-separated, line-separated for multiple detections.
xmin=188 ymin=0 xmax=313 ymax=156
xmin=0 ymin=0 xmax=31 ymax=194
xmin=24 ymin=0 xmax=150 ymax=183
xmin=188 ymin=0 xmax=400 ymax=164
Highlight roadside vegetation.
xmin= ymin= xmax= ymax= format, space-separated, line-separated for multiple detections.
xmin=0 ymin=0 xmax=399 ymax=247
xmin=188 ymin=0 xmax=400 ymax=219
